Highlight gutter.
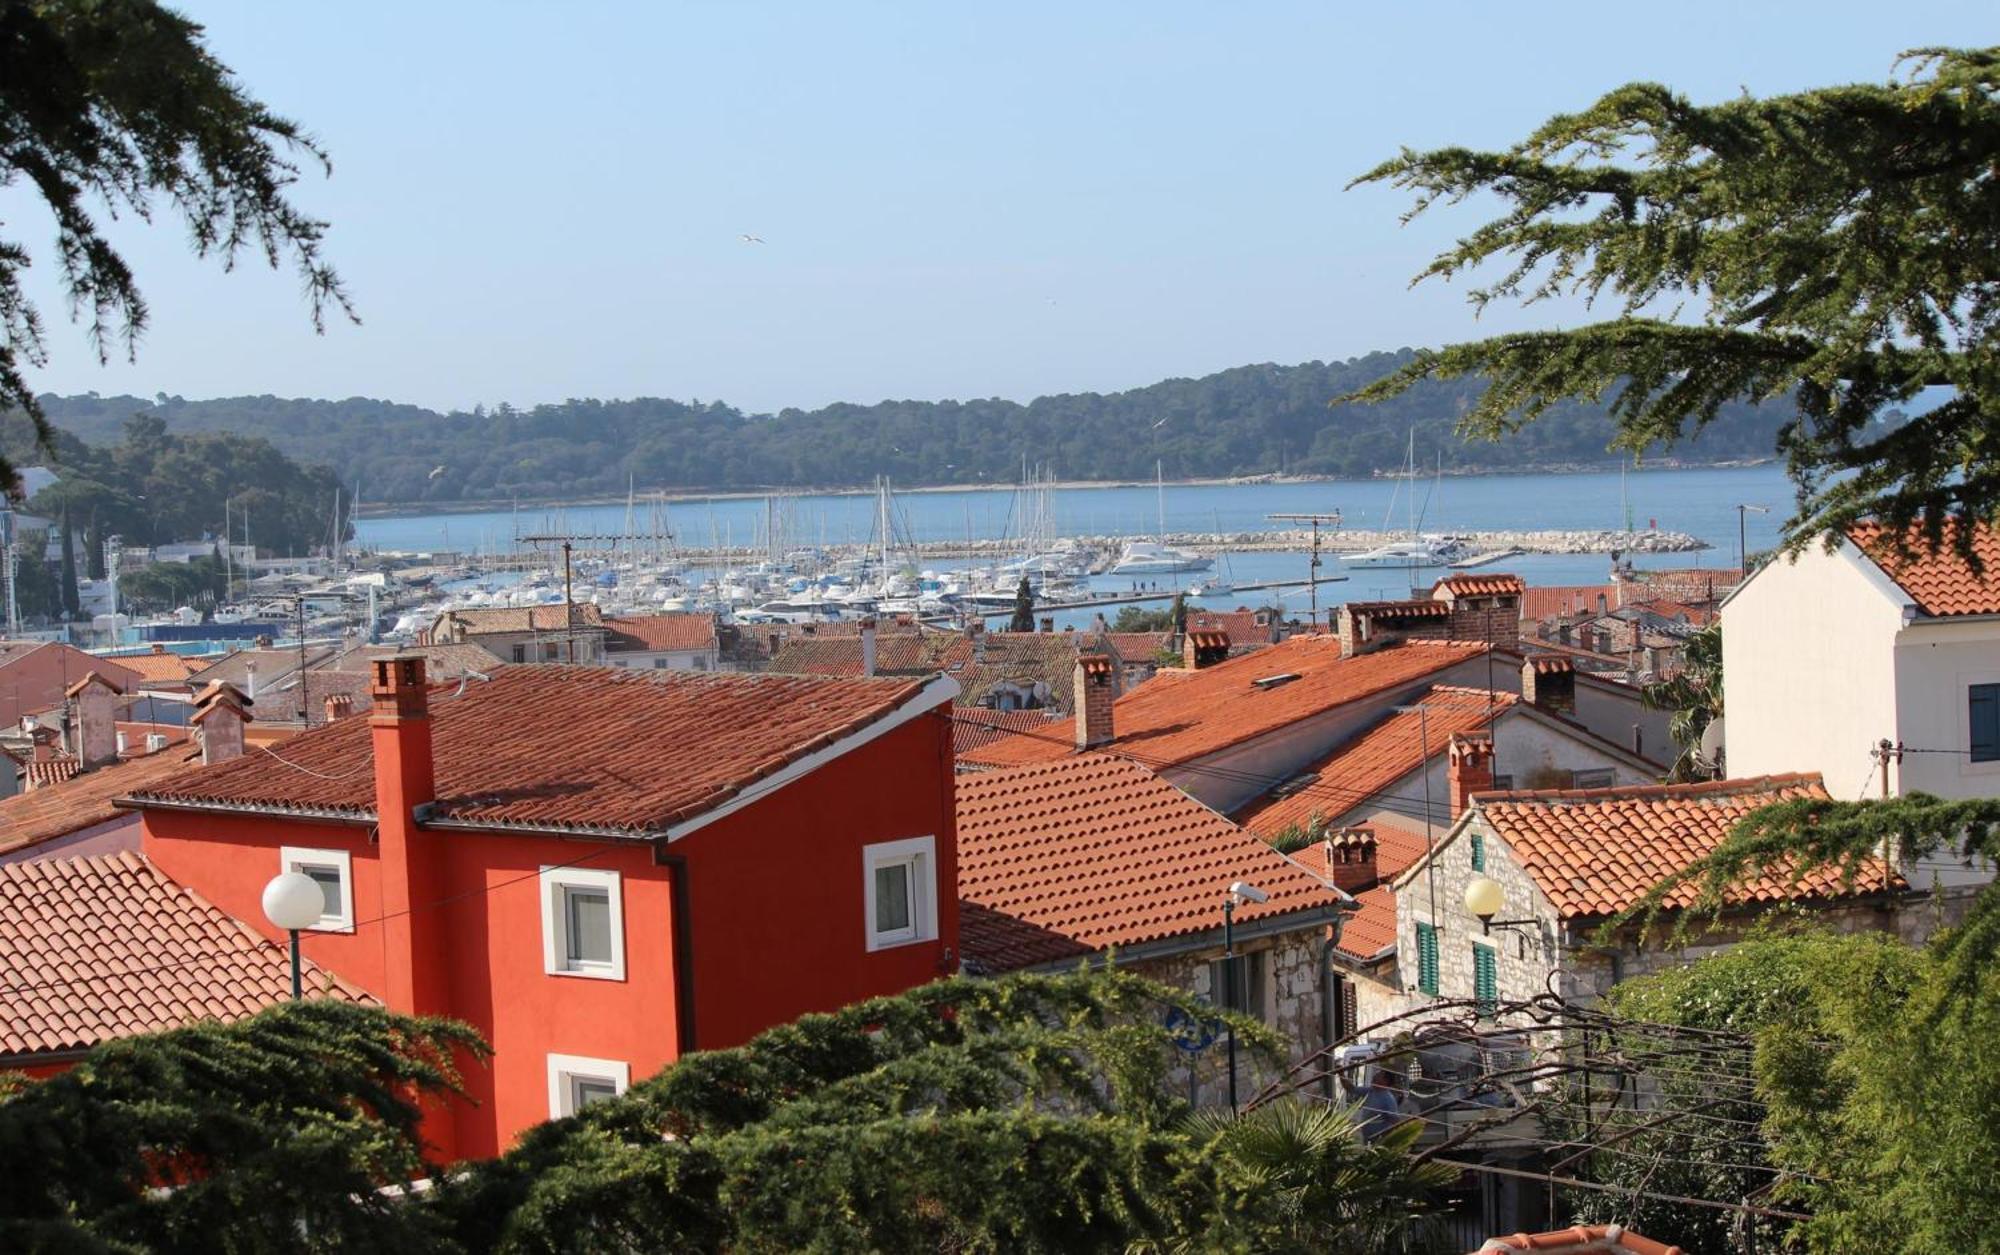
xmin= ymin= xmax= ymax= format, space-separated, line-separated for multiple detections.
xmin=0 ymin=1046 xmax=89 ymax=1070
xmin=114 ymin=794 xmax=376 ymax=826
xmin=1013 ymin=901 xmax=1350 ymax=974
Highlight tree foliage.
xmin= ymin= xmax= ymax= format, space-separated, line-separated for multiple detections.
xmin=0 ymin=999 xmax=484 ymax=1252
xmin=1639 ymin=621 xmax=1723 ymax=781
xmin=1585 ymin=925 xmax=1996 ymax=1254
xmin=0 ymin=0 xmax=352 ymax=496
xmin=1347 ymin=47 xmax=2000 ymax=558
xmin=32 ymin=348 xmax=1792 ymax=505
xmin=2 ymin=411 xmax=344 ymax=556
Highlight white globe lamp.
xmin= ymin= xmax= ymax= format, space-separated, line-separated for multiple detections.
xmin=263 ymin=871 xmax=323 ymax=998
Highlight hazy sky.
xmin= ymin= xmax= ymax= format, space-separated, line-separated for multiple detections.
xmin=12 ymin=2 xmax=1993 ymax=413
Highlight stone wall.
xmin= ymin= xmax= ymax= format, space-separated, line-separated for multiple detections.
xmin=1136 ymin=927 xmax=1330 ymax=1108
xmin=1394 ymin=812 xmax=1561 ymax=1017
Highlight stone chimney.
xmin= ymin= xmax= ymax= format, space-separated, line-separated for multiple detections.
xmin=65 ymin=672 xmax=121 ymax=770
xmin=243 ymin=658 xmax=258 ymax=702
xmin=1183 ymin=629 xmax=1230 ymax=670
xmin=1039 ymin=616 xmax=1054 ymax=633
xmin=860 ymin=618 xmax=878 ymax=679
xmin=1321 ymin=827 xmax=1380 ymax=893
xmin=1073 ymin=653 xmax=1117 ymax=749
xmin=1430 ymin=575 xmax=1524 ymax=644
xmin=324 ymin=692 xmax=355 ymax=722
xmin=1521 ymin=657 xmax=1577 ymax=716
xmin=1447 ymin=732 xmax=1495 ymax=817
xmin=191 ymin=681 xmax=251 ymax=765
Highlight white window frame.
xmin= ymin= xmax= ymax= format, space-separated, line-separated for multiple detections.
xmin=539 ymin=866 xmax=626 ymax=980
xmin=546 ymin=1053 xmax=629 ymax=1118
xmin=280 ymin=845 xmax=354 ymax=933
xmin=863 ymin=835 xmax=937 ymax=952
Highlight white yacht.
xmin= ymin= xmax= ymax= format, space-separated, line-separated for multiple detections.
xmin=1341 ymin=535 xmax=1465 ymax=569
xmin=1111 ymin=540 xmax=1214 ymax=576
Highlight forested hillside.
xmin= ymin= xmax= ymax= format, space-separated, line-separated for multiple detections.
xmin=36 ymin=350 xmax=1790 ymax=506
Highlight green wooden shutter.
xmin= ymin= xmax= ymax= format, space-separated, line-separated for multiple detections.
xmin=1972 ymin=684 xmax=2000 ymax=763
xmin=1416 ymin=922 xmax=1439 ymax=995
xmin=1473 ymin=944 xmax=1498 ymax=1015
xmin=1470 ymin=831 xmax=1485 ymax=872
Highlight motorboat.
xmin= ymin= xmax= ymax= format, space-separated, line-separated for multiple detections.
xmin=1111 ymin=540 xmax=1214 ymax=576
xmin=1341 ymin=535 xmax=1466 ymax=569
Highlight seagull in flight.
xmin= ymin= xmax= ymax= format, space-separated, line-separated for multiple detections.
xmin=428 ymin=465 xmax=447 ymax=480
xmin=1152 ymin=417 xmax=1171 ymax=429
xmin=740 ymin=233 xmax=766 ymax=244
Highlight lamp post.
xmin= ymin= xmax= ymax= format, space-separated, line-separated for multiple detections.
xmin=1222 ymin=880 xmax=1269 ymax=1111
xmin=1735 ymin=504 xmax=1769 ymax=572
xmin=262 ymin=871 xmax=323 ymax=999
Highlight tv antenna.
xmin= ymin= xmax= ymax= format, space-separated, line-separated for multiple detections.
xmin=1266 ymin=510 xmax=1345 ymax=629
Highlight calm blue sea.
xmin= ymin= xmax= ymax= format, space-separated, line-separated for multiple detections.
xmin=355 ymin=463 xmax=1791 ymax=621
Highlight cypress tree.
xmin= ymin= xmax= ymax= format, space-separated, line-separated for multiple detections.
xmin=58 ymin=503 xmax=80 ymax=619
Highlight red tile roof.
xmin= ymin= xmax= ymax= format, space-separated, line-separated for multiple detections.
xmin=1186 ymin=609 xmax=1270 ymax=646
xmin=1474 ymin=1224 xmax=1684 ymax=1254
xmin=126 ymin=666 xmax=940 ymax=837
xmin=107 ymin=649 xmax=206 ymax=685
xmin=1519 ymin=584 xmax=1621 ymax=623
xmin=1471 ymin=774 xmax=1900 ymax=920
xmin=952 ymin=707 xmax=1065 ymax=757
xmin=604 ymin=613 xmax=718 ymax=654
xmin=0 ymin=852 xmax=374 ymax=1061
xmin=24 ymin=756 xmax=81 ymax=788
xmin=1848 ymin=517 xmax=2000 ymax=617
xmin=961 ymin=637 xmax=1489 ymax=768
xmin=1233 ymin=685 xmax=1513 ymax=838
xmin=769 ymin=632 xmax=959 ymax=678
xmin=954 ymin=754 xmax=1342 ymax=970
xmin=0 ymin=748 xmax=202 ymax=856
xmin=1105 ymin=631 xmax=1173 ymax=661
xmin=437 ymin=603 xmax=604 ymax=634
xmin=1435 ymin=573 xmax=1526 ymax=598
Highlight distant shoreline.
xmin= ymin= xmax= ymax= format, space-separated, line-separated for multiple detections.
xmin=352 ymin=457 xmax=1778 ymax=520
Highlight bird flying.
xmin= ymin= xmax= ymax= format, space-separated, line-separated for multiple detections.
xmin=428 ymin=465 xmax=447 ymax=480
xmin=740 ymin=233 xmax=765 ymax=244
xmin=1152 ymin=417 xmax=1170 ymax=429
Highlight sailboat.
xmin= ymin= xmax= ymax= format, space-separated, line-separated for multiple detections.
xmin=1343 ymin=435 xmax=1465 ymax=569
xmin=1111 ymin=460 xmax=1214 ymax=575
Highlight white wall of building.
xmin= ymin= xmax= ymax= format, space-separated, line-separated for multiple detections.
xmin=1892 ymin=619 xmax=2000 ymax=799
xmin=1723 ymin=543 xmax=1907 ymax=794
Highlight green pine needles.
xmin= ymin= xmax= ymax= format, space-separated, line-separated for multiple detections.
xmin=1347 ymin=47 xmax=2000 ymax=557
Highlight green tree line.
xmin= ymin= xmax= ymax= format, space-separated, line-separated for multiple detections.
xmin=34 ymin=348 xmax=1790 ymax=507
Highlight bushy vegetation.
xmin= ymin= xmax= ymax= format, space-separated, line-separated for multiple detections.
xmin=34 ymin=349 xmax=1791 ymax=506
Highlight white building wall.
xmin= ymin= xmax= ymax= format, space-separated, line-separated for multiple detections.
xmin=1892 ymin=620 xmax=2000 ymax=799
xmin=1723 ymin=544 xmax=1907 ymax=794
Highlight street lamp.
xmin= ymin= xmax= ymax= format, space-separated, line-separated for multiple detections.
xmin=262 ymin=871 xmax=323 ymax=999
xmin=1222 ymin=880 xmax=1269 ymax=1111
xmin=1463 ymin=876 xmax=1540 ymax=957
xmin=1735 ymin=504 xmax=1769 ymax=572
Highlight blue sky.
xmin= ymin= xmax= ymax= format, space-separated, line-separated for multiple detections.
xmin=13 ymin=2 xmax=1994 ymax=413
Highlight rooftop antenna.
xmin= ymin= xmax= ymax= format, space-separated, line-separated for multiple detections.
xmin=1266 ymin=511 xmax=1346 ymax=630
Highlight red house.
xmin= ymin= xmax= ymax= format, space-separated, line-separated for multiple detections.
xmin=123 ymin=658 xmax=961 ymax=1159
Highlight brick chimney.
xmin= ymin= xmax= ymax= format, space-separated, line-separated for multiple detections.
xmin=1073 ymin=653 xmax=1117 ymax=749
xmin=324 ymin=692 xmax=355 ymax=722
xmin=65 ymin=672 xmax=120 ymax=769
xmin=859 ymin=618 xmax=878 ymax=679
xmin=1183 ymin=629 xmax=1229 ymax=670
xmin=1321 ymin=827 xmax=1379 ymax=893
xmin=1521 ymin=656 xmax=1576 ymax=716
xmin=1448 ymin=732 xmax=1495 ymax=817
xmin=191 ymin=681 xmax=251 ymax=765
xmin=1039 ymin=616 xmax=1054 ymax=633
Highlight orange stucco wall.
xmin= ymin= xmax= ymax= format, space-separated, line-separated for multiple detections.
xmin=136 ymin=703 xmax=959 ymax=1158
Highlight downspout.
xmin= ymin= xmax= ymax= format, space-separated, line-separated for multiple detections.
xmin=655 ymin=848 xmax=699 ymax=1055
xmin=1319 ymin=899 xmax=1357 ymax=1102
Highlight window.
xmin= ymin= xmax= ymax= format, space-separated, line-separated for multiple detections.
xmin=1470 ymin=831 xmax=1486 ymax=873
xmin=512 ymin=644 xmax=528 ymax=663
xmin=863 ymin=836 xmax=938 ymax=950
xmin=280 ymin=846 xmax=353 ymax=932
xmin=1415 ymin=921 xmax=1440 ymax=996
xmin=1972 ymin=684 xmax=2000 ymax=763
xmin=546 ymin=1053 xmax=629 ymax=1118
xmin=693 ymin=657 xmax=710 ymax=671
xmin=540 ymin=867 xmax=625 ymax=979
xmin=541 ymin=641 xmax=560 ymax=661
xmin=1473 ymin=943 xmax=1498 ymax=1016
xmin=1571 ymin=768 xmax=1616 ymax=790
xmin=653 ymin=658 xmax=670 ymax=669
xmin=1209 ymin=951 xmax=1269 ymax=1022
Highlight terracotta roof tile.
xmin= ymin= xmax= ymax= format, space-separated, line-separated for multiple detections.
xmin=1475 ymin=774 xmax=1900 ymax=919
xmin=952 ymin=707 xmax=1064 ymax=757
xmin=1234 ymin=685 xmax=1512 ymax=838
xmin=0 ymin=851 xmax=373 ymax=1060
xmin=604 ymin=613 xmax=718 ymax=654
xmin=1435 ymin=573 xmax=1526 ymax=598
xmin=955 ymin=755 xmax=1341 ymax=970
xmin=1474 ymin=1223 xmax=1685 ymax=1254
xmin=126 ymin=665 xmax=937 ymax=836
xmin=24 ymin=756 xmax=80 ymax=788
xmin=1186 ymin=610 xmax=1271 ymax=646
xmin=1106 ymin=632 xmax=1173 ymax=660
xmin=436 ymin=603 xmax=604 ymax=634
xmin=769 ymin=632 xmax=960 ymax=678
xmin=961 ymin=637 xmax=1489 ymax=768
xmin=105 ymin=649 xmax=206 ymax=685
xmin=0 ymin=748 xmax=200 ymax=856
xmin=329 ymin=643 xmax=505 ymax=679
xmin=1520 ymin=585 xmax=1621 ymax=623
xmin=1848 ymin=517 xmax=2000 ymax=617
